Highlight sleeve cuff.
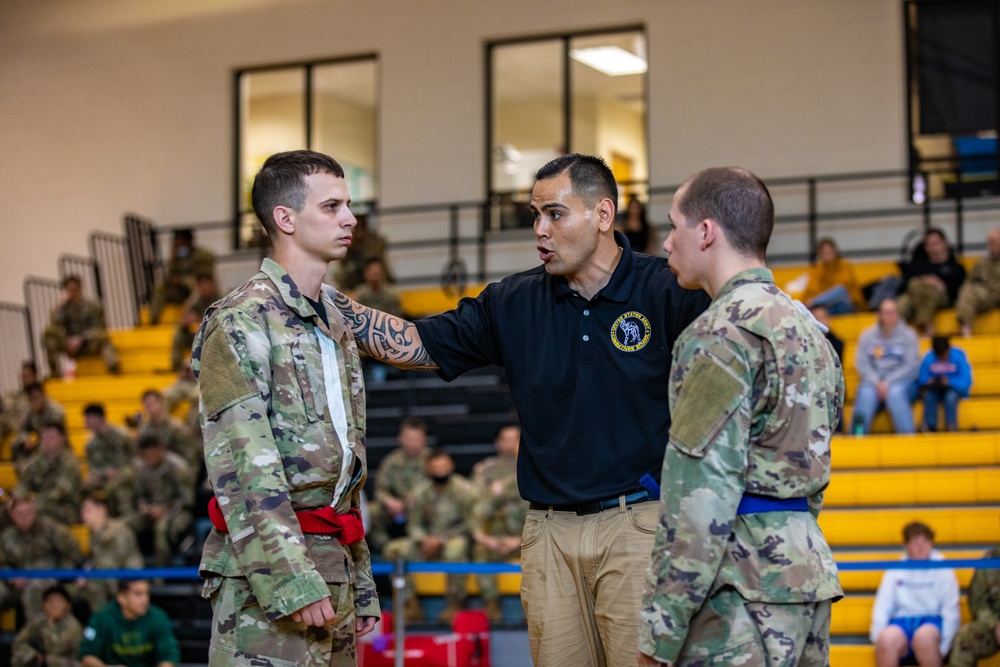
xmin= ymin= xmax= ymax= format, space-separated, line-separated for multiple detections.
xmin=264 ymin=570 xmax=330 ymax=619
xmin=354 ymin=586 xmax=381 ymax=618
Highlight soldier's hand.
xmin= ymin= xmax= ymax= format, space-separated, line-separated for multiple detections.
xmin=637 ymin=651 xmax=667 ymax=666
xmin=356 ymin=615 xmax=378 ymax=638
xmin=291 ymin=598 xmax=336 ymax=627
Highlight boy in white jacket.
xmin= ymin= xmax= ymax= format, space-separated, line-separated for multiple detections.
xmin=870 ymin=521 xmax=961 ymax=667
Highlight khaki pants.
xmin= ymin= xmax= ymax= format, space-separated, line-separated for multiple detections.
xmin=520 ymin=500 xmax=658 ymax=667
xmin=898 ymin=281 xmax=949 ymax=331
xmin=956 ymin=281 xmax=1000 ymax=327
xmin=207 ymin=577 xmax=358 ymax=667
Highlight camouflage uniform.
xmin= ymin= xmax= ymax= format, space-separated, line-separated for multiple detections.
xmin=171 ymin=287 xmax=220 ymax=370
xmin=384 ymin=474 xmax=474 ymax=607
xmin=79 ymin=517 xmax=145 ymax=612
xmin=139 ymin=413 xmax=198 ymax=473
xmin=0 ymin=517 xmax=83 ymax=620
xmin=470 ymin=459 xmax=527 ymax=604
xmin=42 ymin=297 xmax=120 ymax=377
xmin=369 ymin=447 xmax=429 ymax=552
xmin=84 ymin=425 xmax=137 ymax=517
xmin=128 ymin=450 xmax=193 ymax=566
xmin=639 ymin=268 xmax=844 ymax=666
xmin=163 ymin=373 xmax=203 ymax=448
xmin=11 ymin=612 xmax=83 ymax=667
xmin=949 ymin=546 xmax=1000 ymax=667
xmin=192 ymin=258 xmax=379 ymax=666
xmin=0 ymin=390 xmax=28 ymax=448
xmin=149 ymin=246 xmax=216 ymax=323
xmin=11 ymin=400 xmax=65 ymax=474
xmin=956 ymin=256 xmax=1000 ymax=329
xmin=353 ymin=284 xmax=404 ymax=318
xmin=16 ymin=448 xmax=83 ymax=525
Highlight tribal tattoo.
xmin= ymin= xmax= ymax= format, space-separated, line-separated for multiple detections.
xmin=333 ymin=291 xmax=438 ymax=370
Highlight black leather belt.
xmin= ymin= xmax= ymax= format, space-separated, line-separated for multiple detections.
xmin=529 ymin=489 xmax=653 ymax=516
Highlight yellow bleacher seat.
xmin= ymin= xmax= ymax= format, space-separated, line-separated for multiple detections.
xmin=831 ymin=432 xmax=1000 ymax=469
xmin=847 ymin=398 xmax=1000 ymax=433
xmin=825 ymin=468 xmax=1000 ymax=507
xmin=831 ymin=594 xmax=972 ymax=636
xmin=831 ymin=645 xmax=1000 ymax=667
xmin=819 ymin=507 xmax=1000 ymax=547
xmin=412 ymin=565 xmax=522 ymax=597
xmin=399 ymin=285 xmax=486 ymax=318
xmin=835 ymin=549 xmax=984 ymax=591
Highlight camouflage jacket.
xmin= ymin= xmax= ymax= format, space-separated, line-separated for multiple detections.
xmin=162 ymin=376 xmax=202 ymax=438
xmin=968 ymin=255 xmax=1000 ymax=293
xmin=471 ymin=474 xmax=528 ymax=538
xmin=139 ymin=415 xmax=197 ymax=469
xmin=12 ymin=614 xmax=82 ymax=667
xmin=639 ymin=268 xmax=845 ymax=662
xmin=192 ymin=258 xmax=378 ymax=621
xmin=969 ymin=546 xmax=1000 ymax=627
xmin=89 ymin=518 xmax=144 ymax=570
xmin=166 ymin=246 xmax=215 ymax=284
xmin=12 ymin=401 xmax=66 ymax=469
xmin=50 ymin=298 xmax=107 ymax=339
xmin=0 ymin=390 xmax=28 ymax=442
xmin=408 ymin=474 xmax=475 ymax=542
xmin=353 ymin=284 xmax=404 ymax=318
xmin=17 ymin=448 xmax=83 ymax=525
xmin=134 ymin=451 xmax=193 ymax=513
xmin=85 ymin=426 xmax=135 ymax=483
xmin=0 ymin=517 xmax=83 ymax=569
xmin=373 ymin=448 xmax=429 ymax=508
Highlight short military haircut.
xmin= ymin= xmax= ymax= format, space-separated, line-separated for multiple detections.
xmin=174 ymin=228 xmax=194 ymax=243
xmin=400 ymin=417 xmax=427 ymax=433
xmin=43 ymin=584 xmax=71 ymax=603
xmin=117 ymin=578 xmax=146 ymax=595
xmin=83 ymin=403 xmax=106 ymax=418
xmin=21 ymin=361 xmax=37 ymax=375
xmin=251 ymin=150 xmax=345 ymax=241
xmin=494 ymin=422 xmax=519 ymax=440
xmin=83 ymin=489 xmax=110 ymax=507
xmin=141 ymin=388 xmax=163 ymax=402
xmin=62 ymin=274 xmax=82 ymax=289
xmin=24 ymin=383 xmax=44 ymax=397
xmin=40 ymin=420 xmax=66 ymax=437
xmin=902 ymin=521 xmax=935 ymax=544
xmin=137 ymin=432 xmax=163 ymax=450
xmin=426 ymin=447 xmax=452 ymax=463
xmin=677 ymin=167 xmax=774 ymax=259
xmin=535 ymin=153 xmax=619 ymax=210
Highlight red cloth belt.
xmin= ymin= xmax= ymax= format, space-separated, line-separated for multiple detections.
xmin=207 ymin=496 xmax=365 ymax=545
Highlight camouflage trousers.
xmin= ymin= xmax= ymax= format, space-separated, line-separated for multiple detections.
xmin=948 ymin=618 xmax=1000 ymax=667
xmin=42 ymin=326 xmax=120 ymax=377
xmin=956 ymin=281 xmax=1000 ymax=328
xmin=171 ymin=324 xmax=197 ymax=371
xmin=898 ymin=281 xmax=949 ymax=332
xmin=207 ymin=576 xmax=358 ymax=667
xmin=471 ymin=541 xmax=516 ymax=603
xmin=672 ymin=588 xmax=832 ymax=667
xmin=131 ymin=511 xmax=192 ymax=566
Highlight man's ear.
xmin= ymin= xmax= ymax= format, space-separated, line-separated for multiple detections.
xmin=272 ymin=206 xmax=294 ymax=236
xmin=596 ymin=198 xmax=616 ymax=232
xmin=700 ymin=219 xmax=717 ymax=250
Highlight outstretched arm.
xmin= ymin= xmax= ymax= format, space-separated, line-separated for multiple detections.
xmin=333 ymin=291 xmax=438 ymax=370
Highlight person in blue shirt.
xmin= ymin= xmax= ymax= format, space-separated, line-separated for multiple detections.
xmin=918 ymin=336 xmax=973 ymax=432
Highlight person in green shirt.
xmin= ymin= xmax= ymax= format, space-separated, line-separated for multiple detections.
xmin=78 ymin=579 xmax=180 ymax=667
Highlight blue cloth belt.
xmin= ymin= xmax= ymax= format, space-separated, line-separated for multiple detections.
xmin=529 ymin=489 xmax=653 ymax=515
xmin=736 ymin=493 xmax=809 ymax=515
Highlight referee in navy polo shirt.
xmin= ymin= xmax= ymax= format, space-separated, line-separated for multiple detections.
xmin=334 ymin=153 xmax=709 ymax=667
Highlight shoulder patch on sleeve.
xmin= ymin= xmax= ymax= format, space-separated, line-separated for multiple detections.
xmin=200 ymin=325 xmax=257 ymax=420
xmin=670 ymin=352 xmax=749 ymax=458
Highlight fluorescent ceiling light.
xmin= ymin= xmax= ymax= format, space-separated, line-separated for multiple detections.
xmin=570 ymin=46 xmax=647 ymax=76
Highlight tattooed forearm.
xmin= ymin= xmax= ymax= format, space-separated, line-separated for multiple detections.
xmin=333 ymin=291 xmax=438 ymax=370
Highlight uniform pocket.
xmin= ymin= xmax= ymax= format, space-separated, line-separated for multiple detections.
xmin=521 ymin=511 xmax=547 ymax=549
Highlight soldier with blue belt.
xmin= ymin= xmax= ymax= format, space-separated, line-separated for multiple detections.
xmin=638 ymin=167 xmax=844 ymax=666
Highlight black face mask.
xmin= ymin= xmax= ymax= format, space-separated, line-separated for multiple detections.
xmin=430 ymin=473 xmax=452 ymax=486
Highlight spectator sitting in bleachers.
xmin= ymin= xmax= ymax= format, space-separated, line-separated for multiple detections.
xmin=369 ymin=417 xmax=431 ymax=554
xmin=11 ymin=383 xmax=65 ymax=473
xmin=1 ymin=361 xmax=39 ymax=448
xmin=383 ymin=448 xmax=474 ymax=624
xmin=127 ymin=433 xmax=193 ymax=567
xmin=948 ymin=544 xmax=1000 ymax=667
xmin=0 ymin=492 xmax=83 ymax=623
xmin=956 ymin=227 xmax=1000 ymax=338
xmin=77 ymin=492 xmax=144 ymax=615
xmin=83 ymin=403 xmax=137 ymax=518
xmin=329 ymin=213 xmax=392 ymax=291
xmin=918 ymin=336 xmax=972 ymax=433
xmin=43 ymin=274 xmax=120 ymax=378
xmin=16 ymin=421 xmax=83 ymax=526
xmin=353 ymin=257 xmax=404 ymax=383
xmin=470 ymin=423 xmax=526 ymax=623
xmin=898 ymin=228 xmax=967 ymax=336
xmin=802 ymin=237 xmax=866 ymax=314
xmin=852 ymin=298 xmax=921 ymax=435
xmin=870 ymin=521 xmax=960 ymax=667
xmin=78 ymin=579 xmax=181 ymax=667
xmin=11 ymin=584 xmax=82 ymax=667
xmin=149 ymin=228 xmax=215 ymax=325
xmin=170 ymin=272 xmax=219 ymax=371
xmin=137 ymin=388 xmax=198 ymax=473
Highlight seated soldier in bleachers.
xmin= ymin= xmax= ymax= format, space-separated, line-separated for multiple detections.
xmin=11 ymin=383 xmax=65 ymax=473
xmin=43 ymin=274 xmax=120 ymax=378
xmin=11 ymin=584 xmax=82 ymax=667
xmin=948 ymin=544 xmax=1000 ymax=667
xmin=470 ymin=423 xmax=527 ymax=623
xmin=329 ymin=214 xmax=392 ymax=291
xmin=383 ymin=448 xmax=474 ymax=624
xmin=0 ymin=362 xmax=39 ymax=449
xmin=83 ymin=403 xmax=137 ymax=518
xmin=853 ymin=299 xmax=921 ymax=435
xmin=898 ymin=228 xmax=967 ymax=336
xmin=77 ymin=492 xmax=144 ymax=615
xmin=127 ymin=433 xmax=193 ymax=567
xmin=918 ymin=336 xmax=973 ymax=433
xmin=170 ymin=272 xmax=219 ymax=371
xmin=0 ymin=492 xmax=83 ymax=622
xmin=370 ymin=417 xmax=431 ymax=554
xmin=352 ymin=257 xmax=404 ymax=383
xmin=16 ymin=421 xmax=83 ymax=526
xmin=956 ymin=228 xmax=1000 ymax=338
xmin=137 ymin=388 xmax=198 ymax=473
xmin=78 ymin=579 xmax=181 ymax=667
xmin=870 ymin=521 xmax=960 ymax=667
xmin=802 ymin=237 xmax=867 ymax=314
xmin=149 ymin=228 xmax=215 ymax=325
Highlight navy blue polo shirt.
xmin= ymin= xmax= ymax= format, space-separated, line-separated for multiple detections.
xmin=414 ymin=232 xmax=711 ymax=506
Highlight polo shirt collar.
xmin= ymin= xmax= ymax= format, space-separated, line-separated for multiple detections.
xmin=553 ymin=230 xmax=635 ymax=303
xmin=716 ymin=267 xmax=774 ymax=300
xmin=259 ymin=258 xmax=346 ymax=339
